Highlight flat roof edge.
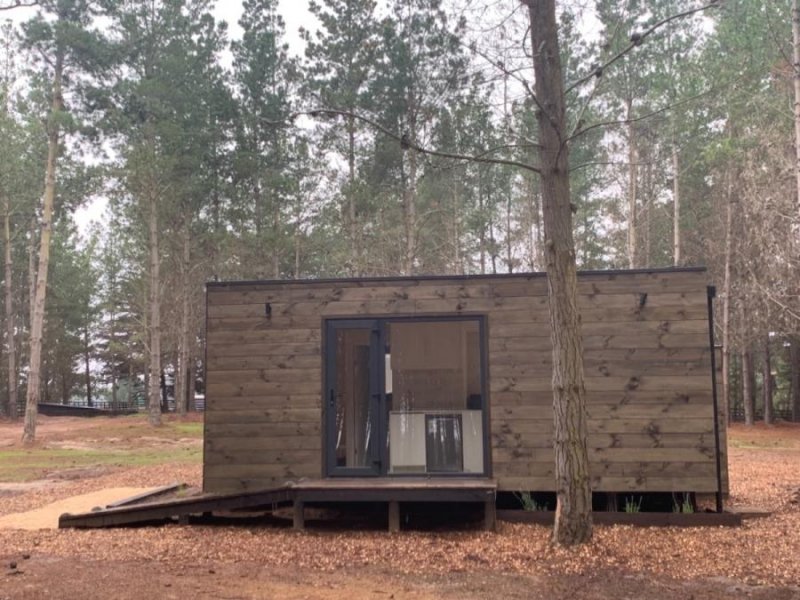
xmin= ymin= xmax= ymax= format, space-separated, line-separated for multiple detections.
xmin=206 ymin=266 xmax=708 ymax=289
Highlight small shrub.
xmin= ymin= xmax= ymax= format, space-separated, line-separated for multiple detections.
xmin=624 ymin=496 xmax=643 ymax=513
xmin=672 ymin=493 xmax=694 ymax=514
xmin=514 ymin=491 xmax=547 ymax=511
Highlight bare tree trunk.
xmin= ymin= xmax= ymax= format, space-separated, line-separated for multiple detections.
xmin=790 ymin=336 xmax=800 ymax=422
xmin=763 ymin=337 xmax=773 ymax=425
xmin=626 ymin=98 xmax=638 ymax=269
xmin=451 ymin=181 xmax=462 ymax=273
xmin=347 ymin=113 xmax=359 ymax=275
xmin=478 ymin=175 xmax=486 ymax=274
xmin=176 ymin=218 xmax=190 ymax=416
xmin=525 ymin=0 xmax=592 ymax=546
xmin=672 ymin=144 xmax=681 ymax=266
xmin=83 ymin=325 xmax=92 ymax=407
xmin=402 ymin=112 xmax=418 ymax=276
xmin=488 ymin=194 xmax=497 ymax=274
xmin=742 ymin=348 xmax=755 ymax=426
xmin=792 ymin=0 xmax=800 ymax=218
xmin=272 ymin=203 xmax=280 ymax=279
xmin=643 ymin=162 xmax=651 ymax=267
xmin=22 ymin=49 xmax=63 ymax=444
xmin=27 ymin=216 xmax=36 ymax=337
xmin=147 ymin=185 xmax=162 ymax=427
xmin=506 ymin=192 xmax=513 ymax=273
xmin=721 ymin=163 xmax=733 ymax=423
xmin=4 ymin=202 xmax=17 ymax=420
xmin=294 ymin=215 xmax=301 ymax=279
xmin=110 ymin=362 xmax=118 ymax=411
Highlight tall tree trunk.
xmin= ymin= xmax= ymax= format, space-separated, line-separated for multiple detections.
xmin=790 ymin=336 xmax=800 ymax=422
xmin=763 ymin=337 xmax=773 ymax=425
xmin=294 ymin=214 xmax=301 ymax=279
xmin=488 ymin=194 xmax=497 ymax=274
xmin=625 ymin=98 xmax=638 ymax=269
xmin=721 ymin=162 xmax=733 ymax=423
xmin=109 ymin=303 xmax=118 ymax=411
xmin=272 ymin=202 xmax=280 ymax=279
xmin=147 ymin=184 xmax=162 ymax=427
xmin=83 ymin=325 xmax=92 ymax=407
xmin=643 ymin=162 xmax=651 ymax=267
xmin=176 ymin=218 xmax=190 ymax=416
xmin=506 ymin=191 xmax=513 ymax=273
xmin=525 ymin=0 xmax=592 ymax=545
xmin=792 ymin=0 xmax=800 ymax=218
xmin=402 ymin=113 xmax=418 ymax=276
xmin=742 ymin=347 xmax=755 ymax=426
xmin=478 ymin=174 xmax=486 ymax=274
xmin=347 ymin=113 xmax=359 ymax=275
xmin=22 ymin=49 xmax=63 ymax=445
xmin=451 ymin=180 xmax=462 ymax=273
xmin=672 ymin=144 xmax=681 ymax=266
xmin=27 ymin=216 xmax=36 ymax=337
xmin=3 ymin=201 xmax=17 ymax=420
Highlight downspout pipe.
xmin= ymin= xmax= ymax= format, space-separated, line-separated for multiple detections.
xmin=707 ymin=285 xmax=724 ymax=513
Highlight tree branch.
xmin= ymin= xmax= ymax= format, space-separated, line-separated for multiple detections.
xmin=264 ymin=108 xmax=542 ymax=174
xmin=564 ymin=2 xmax=721 ymax=96
xmin=0 ymin=0 xmax=38 ymax=9
xmin=566 ymin=83 xmax=724 ymax=144
xmin=457 ymin=37 xmax=556 ymax=130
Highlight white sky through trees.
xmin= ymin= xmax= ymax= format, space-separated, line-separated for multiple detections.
xmin=5 ymin=0 xmax=314 ymax=233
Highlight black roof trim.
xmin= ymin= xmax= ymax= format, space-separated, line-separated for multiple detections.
xmin=206 ymin=266 xmax=707 ymax=289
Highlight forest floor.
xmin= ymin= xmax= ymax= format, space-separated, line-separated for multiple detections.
xmin=0 ymin=415 xmax=799 ymax=599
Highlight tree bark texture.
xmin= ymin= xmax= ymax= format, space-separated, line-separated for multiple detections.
xmin=147 ymin=178 xmax=162 ymax=427
xmin=721 ymin=164 xmax=733 ymax=422
xmin=347 ymin=113 xmax=359 ymax=274
xmin=525 ymin=0 xmax=592 ymax=546
xmin=672 ymin=144 xmax=681 ymax=266
xmin=22 ymin=48 xmax=63 ymax=444
xmin=402 ymin=108 xmax=418 ymax=276
xmin=742 ymin=348 xmax=755 ymax=426
xmin=83 ymin=326 xmax=92 ymax=407
xmin=626 ymin=99 xmax=638 ymax=269
xmin=176 ymin=218 xmax=191 ymax=416
xmin=790 ymin=336 xmax=800 ymax=422
xmin=27 ymin=216 xmax=36 ymax=339
xmin=763 ymin=337 xmax=773 ymax=425
xmin=792 ymin=0 xmax=800 ymax=217
xmin=4 ymin=202 xmax=17 ymax=420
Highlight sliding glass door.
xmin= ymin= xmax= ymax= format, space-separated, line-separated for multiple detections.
xmin=325 ymin=320 xmax=382 ymax=476
xmin=325 ymin=317 xmax=487 ymax=477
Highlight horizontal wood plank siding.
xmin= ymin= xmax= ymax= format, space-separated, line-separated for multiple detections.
xmin=203 ymin=268 xmax=728 ymax=496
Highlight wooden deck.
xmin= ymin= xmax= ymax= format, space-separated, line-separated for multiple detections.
xmin=58 ymin=478 xmax=498 ymax=532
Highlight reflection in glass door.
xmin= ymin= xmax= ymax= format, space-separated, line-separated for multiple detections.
xmin=325 ymin=316 xmax=487 ymax=477
xmin=325 ymin=320 xmax=381 ymax=476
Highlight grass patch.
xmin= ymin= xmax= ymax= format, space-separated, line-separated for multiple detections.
xmin=728 ymin=438 xmax=799 ymax=450
xmin=173 ymin=422 xmax=203 ymax=436
xmin=0 ymin=446 xmax=201 ymax=482
xmin=74 ymin=417 xmax=204 ymax=440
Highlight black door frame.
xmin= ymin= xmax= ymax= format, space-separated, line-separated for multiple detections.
xmin=324 ymin=319 xmax=383 ymax=477
xmin=324 ymin=315 xmax=490 ymax=478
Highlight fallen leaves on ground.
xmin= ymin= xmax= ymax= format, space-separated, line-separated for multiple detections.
xmin=0 ymin=420 xmax=798 ymax=590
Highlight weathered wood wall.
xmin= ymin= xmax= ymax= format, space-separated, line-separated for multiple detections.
xmin=204 ymin=268 xmax=728 ymax=496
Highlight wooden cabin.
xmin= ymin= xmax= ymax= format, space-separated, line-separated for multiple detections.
xmin=203 ymin=267 xmax=728 ymax=521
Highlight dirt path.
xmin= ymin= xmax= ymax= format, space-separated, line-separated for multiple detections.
xmin=0 ymin=488 xmax=153 ymax=530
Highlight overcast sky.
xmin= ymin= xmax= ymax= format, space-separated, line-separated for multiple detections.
xmin=215 ymin=0 xmax=312 ymax=52
xmin=5 ymin=1 xmax=315 ymax=232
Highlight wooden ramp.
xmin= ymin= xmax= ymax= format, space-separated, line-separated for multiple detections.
xmin=58 ymin=478 xmax=498 ymax=532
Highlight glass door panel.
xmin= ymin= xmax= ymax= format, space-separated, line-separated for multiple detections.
xmin=326 ymin=320 xmax=381 ymax=476
xmin=385 ymin=319 xmax=486 ymax=475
